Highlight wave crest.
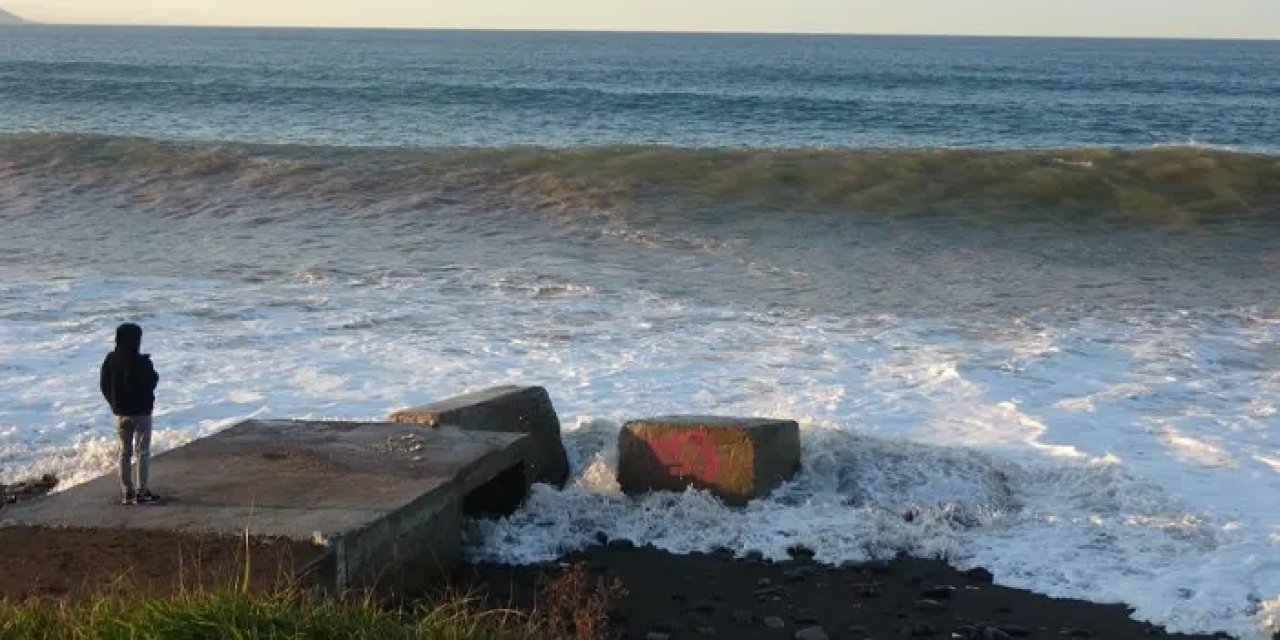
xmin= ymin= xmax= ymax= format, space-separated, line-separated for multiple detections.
xmin=4 ymin=132 xmax=1279 ymax=223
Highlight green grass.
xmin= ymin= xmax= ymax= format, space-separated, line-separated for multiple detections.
xmin=0 ymin=554 xmax=624 ymax=640
xmin=0 ymin=589 xmax=542 ymax=640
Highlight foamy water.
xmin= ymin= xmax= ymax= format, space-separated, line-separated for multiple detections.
xmin=0 ymin=269 xmax=1276 ymax=638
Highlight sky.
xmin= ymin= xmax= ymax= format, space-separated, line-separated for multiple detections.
xmin=6 ymin=0 xmax=1280 ymax=39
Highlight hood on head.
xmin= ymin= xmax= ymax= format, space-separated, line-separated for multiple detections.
xmin=115 ymin=323 xmax=143 ymax=353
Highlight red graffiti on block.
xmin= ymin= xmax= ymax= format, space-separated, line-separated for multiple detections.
xmin=648 ymin=427 xmax=721 ymax=482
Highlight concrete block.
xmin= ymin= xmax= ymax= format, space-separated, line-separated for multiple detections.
xmin=617 ymin=416 xmax=801 ymax=506
xmin=390 ymin=385 xmax=571 ymax=488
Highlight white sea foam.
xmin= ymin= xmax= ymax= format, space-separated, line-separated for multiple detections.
xmin=0 ymin=275 xmax=1276 ymax=638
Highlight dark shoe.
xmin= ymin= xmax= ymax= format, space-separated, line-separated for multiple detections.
xmin=121 ymin=491 xmax=136 ymax=506
xmin=135 ymin=490 xmax=161 ymax=505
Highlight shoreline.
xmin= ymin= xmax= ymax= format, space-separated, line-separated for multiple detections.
xmin=459 ymin=543 xmax=1235 ymax=640
xmin=0 ymin=483 xmax=1254 ymax=638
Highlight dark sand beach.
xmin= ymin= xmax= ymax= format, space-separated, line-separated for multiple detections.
xmin=460 ymin=544 xmax=1230 ymax=640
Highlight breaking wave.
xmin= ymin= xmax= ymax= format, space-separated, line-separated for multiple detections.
xmin=3 ymin=132 xmax=1279 ymax=224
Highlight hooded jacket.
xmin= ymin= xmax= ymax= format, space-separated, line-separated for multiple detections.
xmin=99 ymin=324 xmax=159 ymax=416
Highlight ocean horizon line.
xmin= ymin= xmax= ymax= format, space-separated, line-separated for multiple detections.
xmin=2 ymin=20 xmax=1277 ymax=43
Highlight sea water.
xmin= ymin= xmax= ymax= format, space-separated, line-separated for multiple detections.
xmin=0 ymin=27 xmax=1277 ymax=638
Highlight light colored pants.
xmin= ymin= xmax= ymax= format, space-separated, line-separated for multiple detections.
xmin=116 ymin=415 xmax=152 ymax=496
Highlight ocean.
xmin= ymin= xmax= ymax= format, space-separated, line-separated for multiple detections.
xmin=0 ymin=26 xmax=1277 ymax=638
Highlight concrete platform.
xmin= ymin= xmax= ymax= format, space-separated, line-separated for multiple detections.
xmin=0 ymin=419 xmax=531 ymax=597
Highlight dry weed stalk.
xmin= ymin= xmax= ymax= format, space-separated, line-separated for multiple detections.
xmin=538 ymin=563 xmax=628 ymax=640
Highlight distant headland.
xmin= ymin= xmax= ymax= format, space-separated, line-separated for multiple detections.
xmin=0 ymin=6 xmax=30 ymax=24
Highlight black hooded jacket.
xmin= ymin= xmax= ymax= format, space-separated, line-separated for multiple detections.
xmin=99 ymin=324 xmax=158 ymax=416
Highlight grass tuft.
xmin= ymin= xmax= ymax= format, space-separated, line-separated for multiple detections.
xmin=0 ymin=521 xmax=633 ymax=640
xmin=0 ymin=587 xmax=544 ymax=640
xmin=0 ymin=552 xmax=633 ymax=640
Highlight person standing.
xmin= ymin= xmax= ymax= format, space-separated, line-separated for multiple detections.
xmin=99 ymin=323 xmax=160 ymax=505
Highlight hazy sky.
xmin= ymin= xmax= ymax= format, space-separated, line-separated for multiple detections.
xmin=8 ymin=0 xmax=1280 ymax=39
